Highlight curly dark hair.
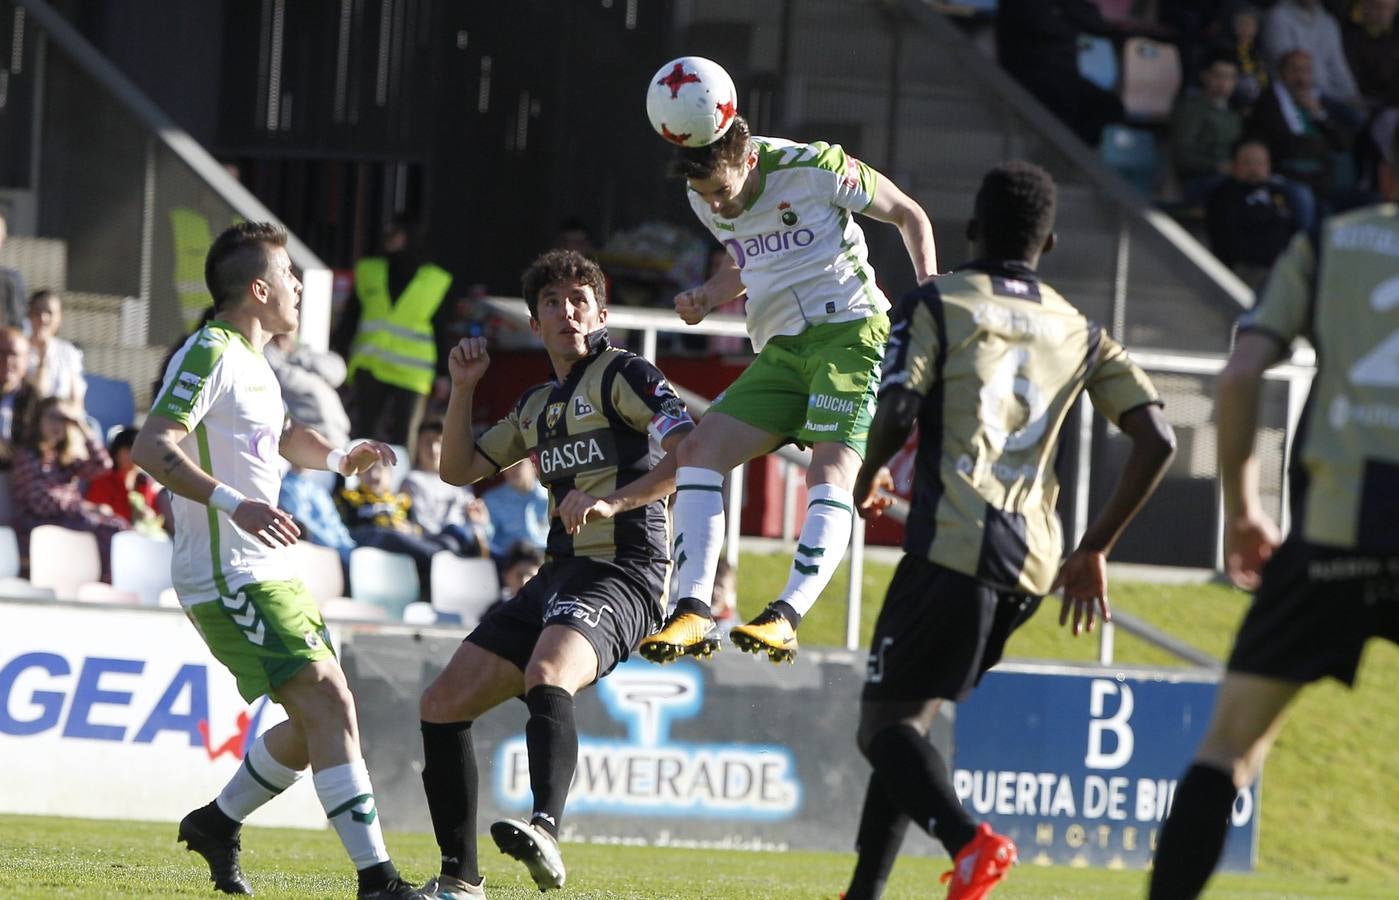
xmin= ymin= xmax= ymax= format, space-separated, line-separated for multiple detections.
xmin=521 ymin=249 xmax=608 ymax=318
xmin=204 ymin=221 xmax=288 ymax=310
xmin=974 ymin=162 xmax=1057 ymax=262
xmin=668 ymin=115 xmax=752 ymax=180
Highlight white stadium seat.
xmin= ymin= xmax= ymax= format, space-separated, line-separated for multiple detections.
xmin=348 ymin=546 xmax=419 ymax=619
xmin=430 ymin=552 xmax=500 ymax=629
xmin=29 ymin=525 xmax=101 ymax=599
xmin=111 ymin=531 xmax=174 ymax=606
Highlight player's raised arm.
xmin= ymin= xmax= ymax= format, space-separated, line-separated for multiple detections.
xmin=278 ymin=419 xmax=397 ymax=477
xmin=439 ymin=335 xmax=501 ymax=486
xmin=133 ymin=413 xmax=300 ymax=548
xmin=862 ymin=170 xmax=938 ymax=283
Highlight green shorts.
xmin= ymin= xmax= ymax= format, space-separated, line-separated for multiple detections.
xmin=711 ymin=314 xmax=889 ymax=456
xmin=187 ymin=579 xmax=335 ymax=702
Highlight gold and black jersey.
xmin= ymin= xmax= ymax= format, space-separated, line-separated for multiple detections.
xmin=1239 ymin=204 xmax=1399 ymax=552
xmin=883 ymin=261 xmax=1161 ymax=596
xmin=474 ymin=330 xmax=694 ymax=565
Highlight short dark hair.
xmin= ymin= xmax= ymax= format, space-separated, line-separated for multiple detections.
xmin=1230 ymin=136 xmax=1269 ymax=158
xmin=27 ymin=288 xmax=58 ymax=311
xmin=1203 ymin=49 xmax=1238 ymax=71
xmin=974 ymin=162 xmax=1057 ymax=261
xmin=109 ymin=426 xmax=139 ymax=454
xmin=521 ymin=249 xmax=608 ymax=318
xmin=204 ymin=222 xmax=288 ymax=310
xmin=668 ymin=115 xmax=752 ymax=180
xmin=417 ymin=418 xmax=444 ymax=437
xmin=503 ymin=540 xmax=545 ymax=571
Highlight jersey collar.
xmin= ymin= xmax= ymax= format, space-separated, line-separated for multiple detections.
xmin=958 ymin=259 xmax=1043 ymax=302
xmin=551 ymin=328 xmax=612 ymax=383
xmin=958 ymin=258 xmax=1040 ymax=281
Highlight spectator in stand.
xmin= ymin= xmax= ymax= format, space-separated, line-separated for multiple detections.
xmin=333 ymin=218 xmax=453 ymax=458
xmin=481 ymin=457 xmax=549 ymax=559
xmin=1263 ymin=0 xmax=1365 ymax=117
xmin=0 ymin=213 xmax=26 ymax=330
xmin=26 ymin=290 xmax=86 ymax=406
xmin=1216 ymin=3 xmax=1269 ymax=108
xmin=1342 ymin=0 xmax=1399 ymax=110
xmin=553 ymin=217 xmax=597 ymax=256
xmin=0 ymin=327 xmax=38 ymax=525
xmin=498 ymin=540 xmax=545 ymax=600
xmin=337 ymin=459 xmax=455 ymax=596
xmin=13 ymin=397 xmax=129 ymax=578
xmin=995 ymin=0 xmax=1124 ymax=146
xmin=1248 ymin=48 xmax=1357 ymax=204
xmin=401 ymin=419 xmax=493 ymax=557
xmin=1206 ymin=139 xmax=1305 ymax=286
xmin=84 ymin=427 xmax=162 ymax=531
xmin=265 ymin=331 xmax=352 ymax=448
xmin=280 ymin=465 xmax=359 ymax=568
xmin=1171 ymin=53 xmax=1246 ymax=204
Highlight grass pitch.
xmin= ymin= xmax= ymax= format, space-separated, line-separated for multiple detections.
xmin=0 ymin=813 xmax=1391 ymax=898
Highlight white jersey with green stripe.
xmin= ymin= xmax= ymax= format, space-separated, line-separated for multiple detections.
xmin=150 ymin=321 xmax=293 ymax=606
xmin=687 ymin=136 xmax=890 ymax=351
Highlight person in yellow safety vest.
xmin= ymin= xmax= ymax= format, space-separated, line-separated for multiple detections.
xmin=334 ymin=219 xmax=452 ymax=458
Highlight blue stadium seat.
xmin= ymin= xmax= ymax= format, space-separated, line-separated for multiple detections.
xmin=1099 ymin=125 xmax=1162 ymax=194
xmin=1078 ymin=36 xmax=1118 ymax=91
xmin=84 ymin=374 xmax=136 ymax=438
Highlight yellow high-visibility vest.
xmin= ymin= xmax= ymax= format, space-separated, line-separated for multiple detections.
xmin=347 ymin=257 xmax=451 ymax=395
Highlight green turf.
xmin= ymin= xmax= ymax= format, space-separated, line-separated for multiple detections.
xmin=0 ymin=813 xmax=1391 ymax=898
xmin=736 ymin=548 xmax=1399 ymax=884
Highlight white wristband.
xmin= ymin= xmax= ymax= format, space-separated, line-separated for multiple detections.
xmin=209 ymin=483 xmax=246 ymax=515
xmin=326 ymin=448 xmax=348 ymax=474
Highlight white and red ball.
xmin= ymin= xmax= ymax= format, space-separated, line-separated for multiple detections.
xmin=645 ymin=56 xmax=738 ymax=148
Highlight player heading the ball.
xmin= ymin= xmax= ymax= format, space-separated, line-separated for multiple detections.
xmin=637 ymin=56 xmax=939 ymax=666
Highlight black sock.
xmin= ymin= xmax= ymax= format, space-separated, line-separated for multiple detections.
xmin=525 ymin=685 xmax=577 ymax=838
xmin=844 ymin=772 xmax=910 ymax=900
xmin=864 ymin=723 xmax=977 ymax=856
xmin=1149 ymin=763 xmax=1238 ymax=900
xmin=420 ymin=720 xmax=480 ymax=883
xmin=770 ymin=599 xmax=803 ymax=629
xmin=674 ymin=596 xmax=713 ymax=619
xmin=356 ymin=860 xmax=400 ymax=890
xmin=188 ymin=800 xmax=240 ymax=839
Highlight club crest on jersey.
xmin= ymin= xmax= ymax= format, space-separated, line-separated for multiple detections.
xmin=779 ymin=201 xmax=799 ymax=227
xmin=545 ymin=402 xmax=565 ymax=429
xmin=574 ymin=396 xmax=596 ymax=418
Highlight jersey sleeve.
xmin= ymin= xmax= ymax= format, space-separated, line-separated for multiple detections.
xmin=610 ymin=356 xmax=695 ymax=443
xmin=1236 ymin=231 xmax=1315 ymax=347
xmin=149 ymin=331 xmax=231 ymax=430
xmin=879 ymin=287 xmax=942 ymax=398
xmin=473 ymin=392 xmax=532 ymax=472
xmin=816 ymin=142 xmax=878 ymax=213
xmin=1085 ymin=333 xmax=1162 ymax=424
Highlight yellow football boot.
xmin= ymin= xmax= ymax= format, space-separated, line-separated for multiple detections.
xmin=730 ymin=607 xmax=799 ymax=664
xmin=639 ymin=610 xmax=721 ymax=664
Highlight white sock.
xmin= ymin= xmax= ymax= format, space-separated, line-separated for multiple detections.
xmin=671 ymin=466 xmax=726 ymax=609
xmin=313 ymin=759 xmax=390 ymax=870
xmin=215 ymin=735 xmax=304 ymax=822
xmin=777 ymin=484 xmax=855 ymax=617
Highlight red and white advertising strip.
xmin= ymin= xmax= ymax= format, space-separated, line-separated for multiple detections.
xmin=0 ymin=600 xmax=326 ymax=828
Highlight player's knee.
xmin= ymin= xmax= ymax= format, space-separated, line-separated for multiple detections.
xmin=282 ymin=665 xmax=355 ymax=728
xmin=419 ymin=673 xmax=464 ymax=723
xmin=522 ymin=658 xmax=571 ymax=693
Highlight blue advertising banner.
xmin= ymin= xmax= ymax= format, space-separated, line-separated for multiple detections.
xmin=952 ymin=663 xmax=1259 ymax=870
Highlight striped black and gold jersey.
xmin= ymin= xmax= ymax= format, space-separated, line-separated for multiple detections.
xmin=1239 ymin=204 xmax=1399 ymax=551
xmin=474 ymin=330 xmax=694 ymax=565
xmin=883 ymin=261 xmax=1161 ymax=596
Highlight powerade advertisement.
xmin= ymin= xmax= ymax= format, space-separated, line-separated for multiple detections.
xmin=952 ymin=663 xmax=1258 ymax=870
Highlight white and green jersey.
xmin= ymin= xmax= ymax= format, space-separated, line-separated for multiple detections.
xmin=151 ymin=321 xmax=293 ymax=606
xmin=687 ymin=137 xmax=889 ymax=351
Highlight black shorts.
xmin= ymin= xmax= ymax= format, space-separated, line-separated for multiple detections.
xmin=1228 ymin=539 xmax=1399 ymax=687
xmin=466 ymin=556 xmax=665 ymax=681
xmin=862 ymin=555 xmax=1041 ymax=703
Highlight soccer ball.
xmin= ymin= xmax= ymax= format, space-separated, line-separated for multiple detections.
xmin=645 ymin=56 xmax=738 ymax=148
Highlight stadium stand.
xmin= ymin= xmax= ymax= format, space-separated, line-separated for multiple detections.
xmin=347 ymin=545 xmax=420 ymax=619
xmin=109 ymin=530 xmax=174 ymax=607
xmin=28 ymin=524 xmax=101 ymax=599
